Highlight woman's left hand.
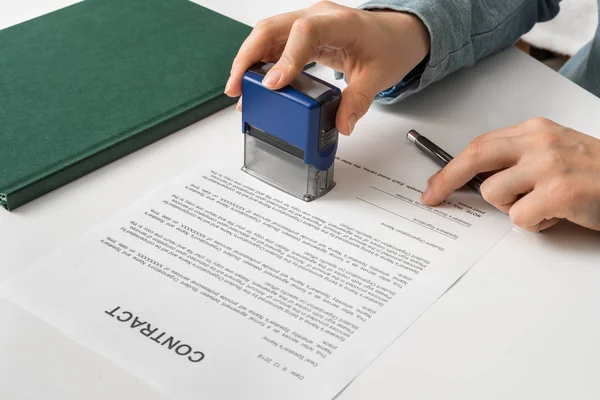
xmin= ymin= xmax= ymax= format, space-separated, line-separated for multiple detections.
xmin=422 ymin=118 xmax=600 ymax=232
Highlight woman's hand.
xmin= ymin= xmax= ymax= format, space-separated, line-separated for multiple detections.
xmin=422 ymin=118 xmax=600 ymax=232
xmin=225 ymin=1 xmax=430 ymax=135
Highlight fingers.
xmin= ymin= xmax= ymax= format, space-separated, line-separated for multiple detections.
xmin=423 ymin=136 xmax=525 ymax=205
xmin=262 ymin=13 xmax=360 ymax=91
xmin=262 ymin=43 xmax=286 ymax=63
xmin=228 ymin=6 xmax=373 ymax=134
xmin=226 ymin=11 xmax=303 ymax=96
xmin=418 ymin=117 xmax=598 ymax=233
xmin=337 ymin=72 xmax=379 ymax=135
xmin=228 ymin=3 xmax=362 ymax=97
xmin=509 ymin=188 xmax=562 ymax=232
xmin=234 ymin=67 xmax=377 ymax=136
xmin=479 ymin=163 xmax=536 ymax=213
xmin=422 ymin=118 xmax=552 ymax=202
xmin=472 ymin=118 xmax=547 ymax=143
xmin=261 ymin=17 xmax=321 ymax=90
xmin=538 ymin=218 xmax=560 ymax=231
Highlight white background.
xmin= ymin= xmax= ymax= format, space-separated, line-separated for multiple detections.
xmin=1 ymin=1 xmax=600 ymax=399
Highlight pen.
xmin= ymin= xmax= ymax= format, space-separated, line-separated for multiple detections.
xmin=406 ymin=129 xmax=484 ymax=195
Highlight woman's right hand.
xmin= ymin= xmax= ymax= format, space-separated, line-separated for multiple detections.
xmin=225 ymin=1 xmax=430 ymax=135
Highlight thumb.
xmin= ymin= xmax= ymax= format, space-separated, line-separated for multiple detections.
xmin=262 ymin=18 xmax=320 ymax=90
xmin=336 ymin=77 xmax=378 ymax=136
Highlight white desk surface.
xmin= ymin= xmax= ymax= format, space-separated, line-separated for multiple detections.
xmin=2 ymin=1 xmax=600 ymax=399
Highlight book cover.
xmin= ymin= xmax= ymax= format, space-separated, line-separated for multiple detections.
xmin=0 ymin=0 xmax=251 ymax=210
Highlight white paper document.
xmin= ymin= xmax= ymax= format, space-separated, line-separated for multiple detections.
xmin=0 ymin=131 xmax=513 ymax=399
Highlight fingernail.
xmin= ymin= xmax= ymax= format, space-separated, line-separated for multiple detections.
xmin=236 ymin=97 xmax=242 ymax=112
xmin=422 ymin=186 xmax=432 ymax=203
xmin=224 ymin=77 xmax=232 ymax=94
xmin=347 ymin=114 xmax=357 ymax=135
xmin=538 ymin=219 xmax=557 ymax=232
xmin=263 ymin=69 xmax=282 ymax=88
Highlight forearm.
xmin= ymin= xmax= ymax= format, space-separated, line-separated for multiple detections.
xmin=359 ymin=0 xmax=561 ymax=103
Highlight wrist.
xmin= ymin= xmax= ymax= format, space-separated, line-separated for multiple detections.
xmin=371 ymin=10 xmax=430 ymax=72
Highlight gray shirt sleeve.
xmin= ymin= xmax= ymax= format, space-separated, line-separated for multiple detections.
xmin=345 ymin=0 xmax=561 ymax=104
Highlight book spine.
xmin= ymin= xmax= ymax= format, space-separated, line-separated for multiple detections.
xmin=3 ymin=94 xmax=236 ymax=211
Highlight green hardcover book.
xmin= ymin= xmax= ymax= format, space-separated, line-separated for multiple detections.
xmin=0 ymin=0 xmax=251 ymax=211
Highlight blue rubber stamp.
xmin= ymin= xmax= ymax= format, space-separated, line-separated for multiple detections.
xmin=241 ymin=62 xmax=341 ymax=201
